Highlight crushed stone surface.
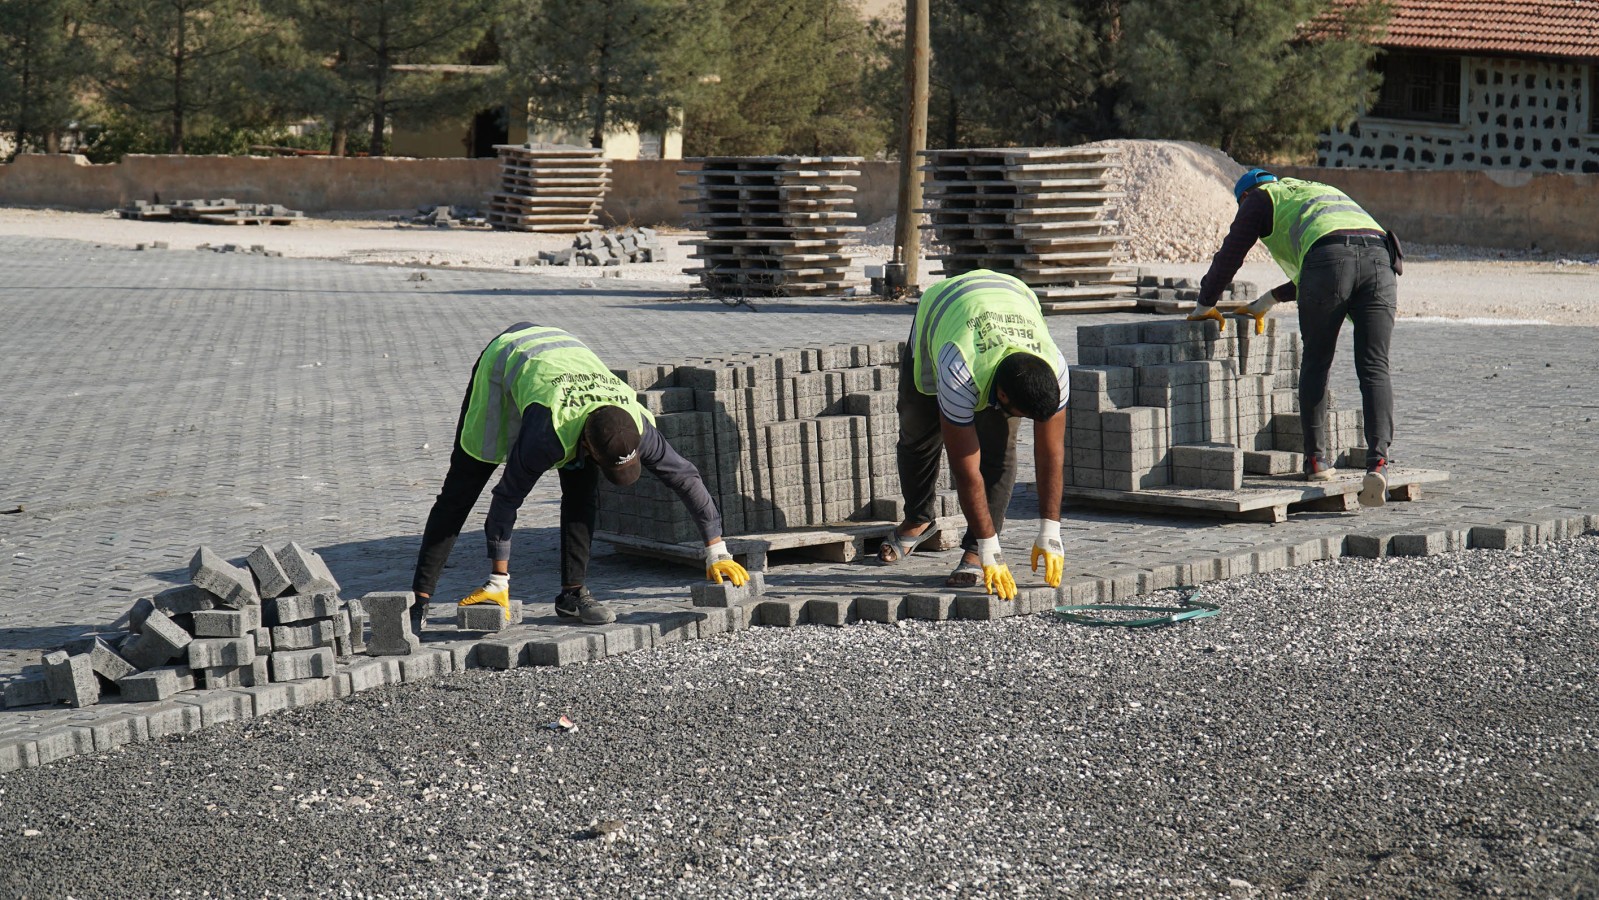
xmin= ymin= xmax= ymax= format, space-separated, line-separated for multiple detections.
xmin=2 ymin=538 xmax=1595 ymax=898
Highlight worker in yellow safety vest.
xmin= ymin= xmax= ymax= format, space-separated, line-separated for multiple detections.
xmin=411 ymin=323 xmax=747 ymax=630
xmin=1188 ymin=169 xmax=1400 ymax=508
xmin=876 ymin=269 xmax=1070 ymax=601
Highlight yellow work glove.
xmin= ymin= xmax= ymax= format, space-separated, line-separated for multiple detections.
xmin=1186 ymin=304 xmax=1226 ymax=332
xmin=1239 ymin=293 xmax=1276 ymax=335
xmin=459 ymin=574 xmax=511 ymax=621
xmin=704 ymin=539 xmax=748 ymax=586
xmin=976 ymin=535 xmax=1017 ymax=601
xmin=1029 ymin=519 xmax=1064 ymax=589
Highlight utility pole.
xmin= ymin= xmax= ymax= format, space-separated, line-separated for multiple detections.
xmin=891 ymin=0 xmax=930 ymax=299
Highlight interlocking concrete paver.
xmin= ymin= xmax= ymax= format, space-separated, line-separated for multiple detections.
xmin=0 ymin=235 xmax=1597 ymax=695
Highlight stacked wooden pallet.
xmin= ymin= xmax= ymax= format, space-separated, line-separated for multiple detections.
xmin=487 ymin=144 xmax=611 ymax=233
xmin=917 ymin=146 xmax=1134 ymax=313
xmin=680 ymin=156 xmax=863 ymax=297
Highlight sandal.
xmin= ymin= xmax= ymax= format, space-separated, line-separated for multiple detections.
xmin=945 ymin=560 xmax=982 ymax=588
xmin=877 ymin=523 xmax=939 ymax=564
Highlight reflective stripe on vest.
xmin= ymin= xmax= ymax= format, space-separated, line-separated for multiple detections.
xmin=1259 ymin=179 xmax=1384 ymax=283
xmin=461 ymin=325 xmax=649 ymax=466
xmin=910 ymin=269 xmax=1061 ymax=408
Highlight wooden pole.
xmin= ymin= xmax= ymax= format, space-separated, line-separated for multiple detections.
xmin=892 ymin=0 xmax=930 ymax=298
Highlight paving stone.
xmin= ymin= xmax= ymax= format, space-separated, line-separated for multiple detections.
xmin=74 ymin=713 xmax=147 ymax=751
xmin=192 ymin=609 xmax=251 ymax=638
xmin=189 ymin=546 xmax=260 ymax=609
xmin=173 ymin=690 xmax=254 ymax=728
xmin=476 ymin=638 xmax=530 ymax=670
xmin=1471 ymin=523 xmax=1530 ymax=550
xmin=199 ymin=665 xmax=254 ymax=689
xmin=121 ymin=609 xmax=193 ymax=670
xmin=1343 ymin=532 xmax=1396 ymax=559
xmin=456 ymin=601 xmax=521 ymax=632
xmin=252 ymin=628 xmax=273 ymax=655
xmin=689 ymin=608 xmax=738 ymax=638
xmin=246 ymin=543 xmax=293 ymax=599
xmin=44 ymin=651 xmax=99 ymax=708
xmin=806 ymin=596 xmax=856 ymax=627
xmin=690 ymin=580 xmax=752 ymax=607
xmin=954 ymin=593 xmax=1015 ymax=621
xmin=188 ymin=637 xmax=254 ymax=670
xmin=400 ymin=649 xmax=452 ymax=682
xmin=0 ymin=736 xmax=39 ymax=772
xmin=1061 ymin=577 xmax=1103 ymax=604
xmin=152 ymin=585 xmax=217 ymax=617
xmin=527 ymin=634 xmax=604 ymax=666
xmin=119 ymin=666 xmax=196 ymax=703
xmin=855 ymin=595 xmax=905 ymax=623
xmin=62 ymin=637 xmax=137 ymax=683
xmin=274 ymin=541 xmax=339 ymax=593
xmin=631 ymin=611 xmax=699 ymax=645
xmin=1390 ymin=531 xmax=1449 ymax=557
xmin=904 ymin=592 xmax=956 ymax=621
xmin=363 ymin=591 xmax=419 ymax=656
xmin=1014 ymin=588 xmax=1059 ymax=616
xmin=265 ymin=590 xmax=340 ymax=626
xmin=3 ymin=675 xmax=52 ymax=708
xmin=345 ymin=658 xmax=400 ymax=692
xmin=236 ymin=683 xmax=295 ymax=717
xmin=279 ymin=678 xmax=335 ymax=707
xmin=757 ymin=598 xmax=810 ymax=627
xmin=142 ymin=701 xmax=205 ymax=739
xmin=32 ymin=726 xmax=94 ymax=765
xmin=590 ymin=624 xmax=648 ymax=657
xmin=271 ymin=619 xmax=336 ymax=650
xmin=271 ymin=647 xmax=335 ymax=681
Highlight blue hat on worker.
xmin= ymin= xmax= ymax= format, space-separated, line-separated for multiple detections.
xmin=1234 ymin=168 xmax=1277 ymax=202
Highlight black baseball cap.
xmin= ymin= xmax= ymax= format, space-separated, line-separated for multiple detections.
xmin=585 ymin=406 xmax=643 ymax=486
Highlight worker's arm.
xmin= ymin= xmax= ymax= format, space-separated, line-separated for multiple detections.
xmin=1029 ymin=408 xmax=1067 ymax=588
xmin=638 ymin=423 xmax=744 ymax=584
xmin=940 ymin=417 xmax=991 ymax=538
xmin=1194 ymin=189 xmax=1275 ymax=308
xmin=484 ymin=404 xmax=563 ymax=563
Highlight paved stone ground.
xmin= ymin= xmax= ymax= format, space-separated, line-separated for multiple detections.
xmin=2 ymin=234 xmax=1596 ymax=668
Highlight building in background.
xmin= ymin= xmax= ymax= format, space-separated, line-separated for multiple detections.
xmin=1319 ymin=0 xmax=1599 ymax=171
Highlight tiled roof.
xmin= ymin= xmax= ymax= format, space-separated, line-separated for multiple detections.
xmin=1361 ymin=0 xmax=1599 ymax=59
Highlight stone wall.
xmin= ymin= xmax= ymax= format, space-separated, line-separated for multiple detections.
xmin=1320 ymin=56 xmax=1599 ymax=173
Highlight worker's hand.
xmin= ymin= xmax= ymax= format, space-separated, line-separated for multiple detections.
xmin=1029 ymin=519 xmax=1064 ymax=589
xmin=704 ymin=539 xmax=748 ymax=586
xmin=1239 ymin=294 xmax=1276 ymax=335
xmin=1186 ymin=304 xmax=1226 ymax=332
xmin=976 ymin=535 xmax=1017 ymax=601
xmin=459 ymin=575 xmax=511 ymax=620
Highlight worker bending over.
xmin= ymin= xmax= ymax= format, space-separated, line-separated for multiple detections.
xmin=411 ymin=323 xmax=747 ymax=629
xmin=878 ymin=269 xmax=1068 ymax=600
xmin=1189 ymin=168 xmax=1399 ymax=507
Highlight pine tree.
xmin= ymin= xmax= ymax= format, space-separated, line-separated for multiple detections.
xmin=1116 ymin=0 xmax=1389 ymax=159
xmin=0 ymin=0 xmax=83 ymax=155
xmin=266 ymin=0 xmax=503 ymax=156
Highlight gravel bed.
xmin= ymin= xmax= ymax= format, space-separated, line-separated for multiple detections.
xmin=2 ymin=538 xmax=1596 ymax=898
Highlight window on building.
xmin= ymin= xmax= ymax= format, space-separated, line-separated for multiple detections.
xmin=1371 ymin=52 xmax=1462 ymax=124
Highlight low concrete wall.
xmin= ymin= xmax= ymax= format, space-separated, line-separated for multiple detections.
xmin=1278 ymin=165 xmax=1598 ymax=255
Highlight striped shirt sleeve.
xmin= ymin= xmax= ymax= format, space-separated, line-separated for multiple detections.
xmin=935 ymin=343 xmax=1070 ymax=425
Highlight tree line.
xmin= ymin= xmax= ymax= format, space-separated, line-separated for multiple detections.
xmin=0 ymin=0 xmax=1388 ymax=162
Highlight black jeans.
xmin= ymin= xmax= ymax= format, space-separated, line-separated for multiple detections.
xmin=411 ymin=377 xmax=599 ymax=598
xmin=895 ymin=347 xmax=1020 ymax=552
xmin=1296 ymin=240 xmax=1397 ymax=469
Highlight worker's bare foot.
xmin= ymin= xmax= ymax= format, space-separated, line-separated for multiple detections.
xmin=877 ymin=520 xmax=934 ymax=564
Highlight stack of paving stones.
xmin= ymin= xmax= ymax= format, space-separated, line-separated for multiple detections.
xmin=1130 ymin=273 xmax=1258 ymax=313
xmin=117 ymin=198 xmax=304 ymax=225
xmin=917 ymin=146 xmax=1131 ymax=311
xmin=680 ymin=156 xmax=864 ymax=297
xmin=391 ymin=205 xmax=488 ymax=228
xmin=1067 ymin=319 xmax=1366 ymax=492
xmin=522 ymin=227 xmax=664 ymax=266
xmin=597 ymin=340 xmax=958 ymax=542
xmin=486 ymin=144 xmax=612 ymax=233
xmin=1 ymin=542 xmax=363 ymax=710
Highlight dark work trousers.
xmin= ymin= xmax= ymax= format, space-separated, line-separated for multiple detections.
xmin=411 ymin=377 xmax=599 ymax=597
xmin=896 ymin=347 xmax=1020 ymax=553
xmin=1296 ymin=239 xmax=1397 ymax=470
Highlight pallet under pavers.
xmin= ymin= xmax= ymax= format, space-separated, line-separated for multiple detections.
xmin=1 ymin=513 xmax=1595 ymax=773
xmin=1063 ymin=466 xmax=1451 ymax=523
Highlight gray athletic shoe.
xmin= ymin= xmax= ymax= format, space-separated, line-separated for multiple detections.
xmin=554 ymin=587 xmax=616 ymax=625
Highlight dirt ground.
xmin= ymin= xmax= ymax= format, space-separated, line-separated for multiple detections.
xmin=4 ymin=207 xmax=1597 ymax=326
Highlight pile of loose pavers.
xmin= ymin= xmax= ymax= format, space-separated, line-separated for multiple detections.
xmin=598 ymin=339 xmax=956 ymax=543
xmin=520 ymin=227 xmax=665 ymax=267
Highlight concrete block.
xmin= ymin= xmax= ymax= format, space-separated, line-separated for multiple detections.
xmin=174 ymin=689 xmax=255 ymax=727
xmin=361 ymin=592 xmax=418 ymax=656
xmin=690 ymin=607 xmax=738 ymax=638
xmin=4 ymin=674 xmax=52 ymax=708
xmin=954 ymin=593 xmax=1015 ymax=621
xmin=62 ymin=636 xmax=138 ymax=683
xmin=527 ymin=634 xmax=603 ymax=666
xmin=1343 ymin=532 xmax=1395 ymax=559
xmin=192 ymin=609 xmax=250 ymax=638
xmin=44 ymin=651 xmax=99 ymax=707
xmin=1391 ymin=532 xmax=1449 ymax=557
xmin=344 ymin=658 xmax=400 ymax=691
xmin=235 ymin=683 xmax=294 ymax=717
xmin=246 ymin=544 xmax=293 ymax=599
xmin=1061 ymin=577 xmax=1102 ymax=604
xmin=455 ymin=601 xmax=521 ymax=632
xmin=279 ymin=678 xmax=335 ymax=707
xmin=188 ymin=637 xmax=254 ymax=670
xmin=271 ymin=647 xmax=336 ymax=681
xmin=758 ymin=598 xmax=810 ymax=627
xmin=855 ymin=594 xmax=905 ymax=624
xmin=152 ymin=584 xmax=216 ymax=617
xmin=1470 ymin=524 xmax=1527 ymax=551
xmin=142 ymin=701 xmax=205 ymax=739
xmin=904 ymin=592 xmax=956 ymax=621
xmin=266 ymin=590 xmax=340 ymax=626
xmin=274 ymin=541 xmax=339 ymax=594
xmin=118 ymin=666 xmax=196 ymax=703
xmin=252 ymin=628 xmax=273 ymax=654
xmin=476 ymin=638 xmax=529 ymax=670
xmin=807 ymin=597 xmax=856 ymax=627
xmin=122 ymin=608 xmax=192 ymax=670
xmin=198 ymin=665 xmax=254 ymax=689
xmin=400 ymin=649 xmax=453 ymax=682
xmin=1243 ymin=449 xmax=1303 ymax=475
xmin=592 ymin=624 xmax=648 ymax=656
xmin=691 ymin=579 xmax=751 ymax=607
xmin=189 ymin=546 xmax=260 ymax=609
xmin=634 ymin=611 xmax=698 ymax=645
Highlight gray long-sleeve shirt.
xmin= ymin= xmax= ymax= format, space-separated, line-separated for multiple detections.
xmin=485 ymin=403 xmax=720 ymax=560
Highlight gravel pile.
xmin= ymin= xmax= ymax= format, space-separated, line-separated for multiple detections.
xmin=1 ymin=538 xmax=1596 ymax=898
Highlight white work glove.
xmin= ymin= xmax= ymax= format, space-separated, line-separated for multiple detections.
xmin=704 ymin=539 xmax=749 ymax=586
xmin=1240 ymin=294 xmax=1276 ymax=334
xmin=1029 ymin=519 xmax=1064 ymax=589
xmin=976 ymin=535 xmax=1016 ymax=601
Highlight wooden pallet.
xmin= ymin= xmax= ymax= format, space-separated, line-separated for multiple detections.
xmin=598 ymin=516 xmax=967 ymax=571
xmin=1062 ymin=467 xmax=1449 ymax=523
